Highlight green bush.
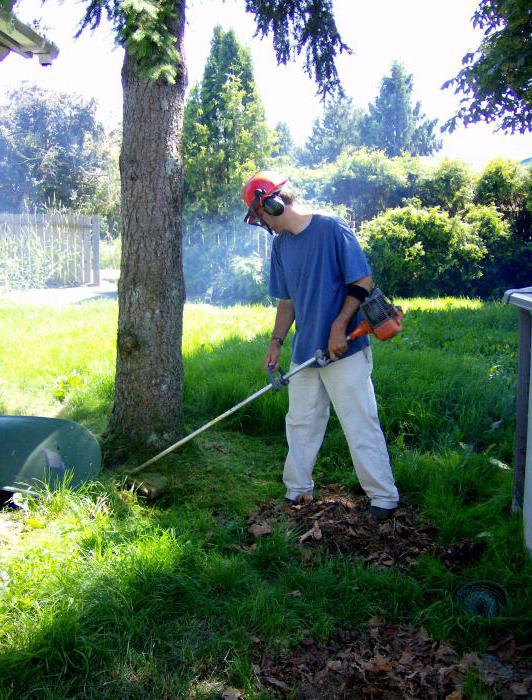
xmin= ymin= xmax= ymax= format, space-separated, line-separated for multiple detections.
xmin=463 ymin=205 xmax=512 ymax=296
xmin=320 ymin=148 xmax=409 ymax=226
xmin=474 ymin=158 xmax=526 ymax=212
xmin=416 ymin=159 xmax=475 ymax=215
xmin=362 ymin=206 xmax=486 ymax=296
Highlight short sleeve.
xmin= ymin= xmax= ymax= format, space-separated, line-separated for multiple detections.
xmin=334 ymin=218 xmax=372 ymax=283
xmin=269 ymin=238 xmax=290 ymax=299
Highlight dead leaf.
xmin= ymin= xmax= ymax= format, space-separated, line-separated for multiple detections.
xmin=289 ymin=590 xmax=302 ymax=598
xmin=221 ymin=688 xmax=244 ymax=700
xmin=488 ymin=634 xmax=516 ymax=660
xmin=326 ymin=659 xmax=343 ymax=671
xmin=510 ymin=682 xmax=531 ymax=696
xmin=248 ymin=522 xmax=272 ymax=538
xmin=263 ymin=676 xmax=290 ymax=691
xmin=299 ymin=521 xmax=322 ymax=543
xmin=366 ymin=656 xmax=393 ymax=673
xmin=445 ymin=692 xmax=465 ymax=700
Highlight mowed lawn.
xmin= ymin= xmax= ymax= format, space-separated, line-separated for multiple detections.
xmin=0 ymin=296 xmax=530 ymax=698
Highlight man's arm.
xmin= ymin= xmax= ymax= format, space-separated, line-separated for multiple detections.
xmin=328 ymin=275 xmax=373 ymax=360
xmin=264 ymin=298 xmax=295 ymax=371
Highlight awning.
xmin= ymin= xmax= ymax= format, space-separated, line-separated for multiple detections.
xmin=0 ymin=7 xmax=59 ymax=65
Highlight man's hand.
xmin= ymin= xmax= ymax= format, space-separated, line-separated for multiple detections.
xmin=264 ymin=340 xmax=282 ymax=371
xmin=328 ymin=320 xmax=348 ymax=361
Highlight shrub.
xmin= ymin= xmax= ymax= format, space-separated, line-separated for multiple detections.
xmin=317 ymin=148 xmax=410 ymax=226
xmin=416 ymin=159 xmax=475 ymax=215
xmin=463 ymin=205 xmax=512 ymax=296
xmin=362 ymin=206 xmax=486 ymax=296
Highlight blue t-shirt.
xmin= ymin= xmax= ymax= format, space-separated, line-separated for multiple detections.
xmin=269 ymin=213 xmax=372 ymax=366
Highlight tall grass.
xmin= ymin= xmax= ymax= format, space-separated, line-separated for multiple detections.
xmin=0 ymin=296 xmax=529 ymax=698
xmin=0 ymin=212 xmax=91 ymax=289
xmin=99 ymin=234 xmax=121 ymax=269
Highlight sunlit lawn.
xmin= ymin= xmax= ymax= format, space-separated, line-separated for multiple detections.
xmin=0 ymin=296 xmax=529 ymax=698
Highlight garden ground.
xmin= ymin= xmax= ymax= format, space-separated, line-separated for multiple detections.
xmin=0 ymin=297 xmax=530 ymax=698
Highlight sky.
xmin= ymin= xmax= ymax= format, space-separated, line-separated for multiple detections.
xmin=1 ymin=0 xmax=531 ymax=170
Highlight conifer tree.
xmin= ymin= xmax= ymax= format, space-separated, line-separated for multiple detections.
xmin=183 ymin=25 xmax=272 ymax=214
xmin=298 ymin=94 xmax=363 ymax=166
xmin=360 ymin=62 xmax=441 ymax=157
xmin=272 ymin=121 xmax=295 ymax=160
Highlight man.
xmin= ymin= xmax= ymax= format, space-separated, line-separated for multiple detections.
xmin=242 ymin=171 xmax=399 ymax=520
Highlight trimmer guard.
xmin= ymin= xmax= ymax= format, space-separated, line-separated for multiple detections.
xmin=0 ymin=416 xmax=101 ymax=495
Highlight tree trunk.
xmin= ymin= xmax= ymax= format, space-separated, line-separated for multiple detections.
xmin=107 ymin=3 xmax=187 ymax=452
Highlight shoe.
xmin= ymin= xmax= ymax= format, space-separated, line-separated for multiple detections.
xmin=285 ymin=493 xmax=314 ymax=506
xmin=369 ymin=505 xmax=398 ymax=521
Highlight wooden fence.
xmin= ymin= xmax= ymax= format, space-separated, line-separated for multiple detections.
xmin=0 ymin=212 xmax=100 ymax=289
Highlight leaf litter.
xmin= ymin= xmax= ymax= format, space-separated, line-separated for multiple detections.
xmin=256 ymin=621 xmax=532 ymax=698
xmin=245 ymin=485 xmax=531 ymax=698
xmin=247 ymin=484 xmax=441 ymax=571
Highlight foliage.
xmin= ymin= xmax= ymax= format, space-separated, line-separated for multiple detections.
xmin=316 ymin=148 xmax=410 ymax=226
xmin=79 ymin=0 xmax=350 ymax=97
xmin=78 ymin=0 xmax=184 ymax=83
xmin=99 ymin=234 xmax=122 ymax=268
xmin=443 ymin=0 xmax=532 ymax=133
xmin=362 ymin=206 xmax=486 ymax=296
xmin=183 ymin=209 xmax=270 ymax=303
xmin=463 ymin=204 xmax=512 ymax=295
xmin=183 ymin=26 xmax=273 ymax=214
xmin=474 ymin=157 xmax=528 ymax=213
xmin=417 ymin=159 xmax=475 ymax=215
xmin=297 ymin=94 xmax=364 ymax=166
xmin=244 ymin=0 xmax=351 ymax=97
xmin=359 ymin=62 xmax=442 ymax=157
xmin=473 ymin=159 xmax=532 ymax=286
xmin=272 ymin=121 xmax=296 ymax=160
xmin=0 ymin=85 xmax=107 ymax=212
xmin=85 ymin=127 xmax=121 ymax=236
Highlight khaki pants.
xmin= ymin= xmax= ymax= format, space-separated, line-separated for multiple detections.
xmin=283 ymin=347 xmax=399 ymax=508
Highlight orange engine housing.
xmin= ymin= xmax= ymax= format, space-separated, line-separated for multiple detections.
xmin=347 ymin=309 xmax=403 ymax=342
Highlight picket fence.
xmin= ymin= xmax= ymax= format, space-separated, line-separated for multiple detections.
xmin=0 ymin=212 xmax=100 ymax=289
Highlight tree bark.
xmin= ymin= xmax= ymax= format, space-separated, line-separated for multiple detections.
xmin=107 ymin=3 xmax=187 ymax=451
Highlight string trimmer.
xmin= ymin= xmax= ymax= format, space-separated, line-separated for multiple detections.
xmin=127 ymin=289 xmax=403 ymax=475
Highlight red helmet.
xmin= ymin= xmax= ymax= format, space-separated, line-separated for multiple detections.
xmin=242 ymin=170 xmax=288 ymax=225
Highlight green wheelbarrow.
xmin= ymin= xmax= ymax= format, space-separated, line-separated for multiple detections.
xmin=0 ymin=416 xmax=101 ymax=497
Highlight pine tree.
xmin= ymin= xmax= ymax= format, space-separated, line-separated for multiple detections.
xmin=183 ymin=25 xmax=273 ymax=214
xmin=272 ymin=121 xmax=295 ymax=160
xmin=360 ymin=62 xmax=442 ymax=157
xmin=298 ymin=94 xmax=363 ymax=166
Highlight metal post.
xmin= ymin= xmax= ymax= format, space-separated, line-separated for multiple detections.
xmin=513 ymin=308 xmax=532 ymax=512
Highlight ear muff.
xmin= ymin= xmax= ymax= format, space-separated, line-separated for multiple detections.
xmin=262 ymin=194 xmax=285 ymax=217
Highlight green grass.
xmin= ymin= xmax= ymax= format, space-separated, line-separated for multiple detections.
xmin=0 ymin=296 xmax=530 ymax=698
